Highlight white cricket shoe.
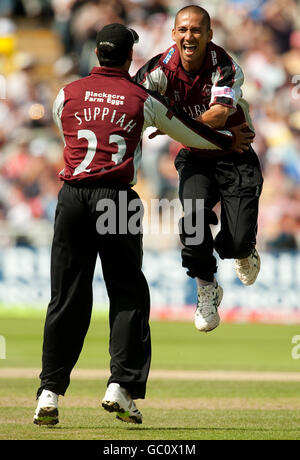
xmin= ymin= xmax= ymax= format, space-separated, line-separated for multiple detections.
xmin=102 ymin=383 xmax=142 ymax=424
xmin=235 ymin=248 xmax=261 ymax=286
xmin=195 ymin=281 xmax=223 ymax=332
xmin=33 ymin=389 xmax=59 ymax=425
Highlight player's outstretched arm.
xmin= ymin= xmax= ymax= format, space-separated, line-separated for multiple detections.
xmin=144 ymin=93 xmax=237 ymax=153
xmin=145 ymin=95 xmax=254 ymax=153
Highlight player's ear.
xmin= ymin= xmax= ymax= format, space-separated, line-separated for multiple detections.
xmin=95 ymin=47 xmax=98 ymax=58
xmin=208 ymin=28 xmax=213 ymax=42
xmin=171 ymin=28 xmax=176 ymax=41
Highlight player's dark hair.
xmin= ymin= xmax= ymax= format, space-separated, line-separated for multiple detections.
xmin=174 ymin=5 xmax=211 ymax=30
xmin=97 ymin=47 xmax=130 ymax=68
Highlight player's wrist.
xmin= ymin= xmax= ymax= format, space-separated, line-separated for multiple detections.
xmin=228 ymin=128 xmax=236 ymax=151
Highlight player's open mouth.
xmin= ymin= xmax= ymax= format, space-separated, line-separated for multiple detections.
xmin=183 ymin=44 xmax=197 ymax=55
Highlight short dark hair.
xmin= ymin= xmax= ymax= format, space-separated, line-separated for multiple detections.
xmin=174 ymin=5 xmax=211 ymax=30
xmin=97 ymin=47 xmax=129 ymax=68
xmin=96 ymin=23 xmax=139 ymax=67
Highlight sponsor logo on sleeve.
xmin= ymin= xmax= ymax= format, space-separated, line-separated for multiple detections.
xmin=163 ymin=47 xmax=175 ymax=64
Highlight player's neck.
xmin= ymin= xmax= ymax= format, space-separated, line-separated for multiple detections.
xmin=99 ymin=59 xmax=131 ymax=73
xmin=181 ymin=54 xmax=205 ymax=73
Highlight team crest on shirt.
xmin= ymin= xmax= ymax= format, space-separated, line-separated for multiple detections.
xmin=201 ymin=84 xmax=212 ymax=97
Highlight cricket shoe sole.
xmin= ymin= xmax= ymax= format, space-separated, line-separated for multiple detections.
xmin=102 ymin=383 xmax=142 ymax=424
xmin=33 ymin=407 xmax=59 ymax=426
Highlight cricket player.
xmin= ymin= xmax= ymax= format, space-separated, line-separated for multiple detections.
xmin=33 ymin=23 xmax=253 ymax=426
xmin=134 ymin=5 xmax=263 ymax=333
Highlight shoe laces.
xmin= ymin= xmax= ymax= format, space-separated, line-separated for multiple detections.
xmin=236 ymin=251 xmax=257 ymax=271
xmin=196 ymin=285 xmax=218 ymax=317
xmin=237 ymin=257 xmax=250 ymax=270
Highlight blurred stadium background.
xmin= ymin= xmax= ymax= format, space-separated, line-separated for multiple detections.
xmin=0 ymin=0 xmax=300 ymax=324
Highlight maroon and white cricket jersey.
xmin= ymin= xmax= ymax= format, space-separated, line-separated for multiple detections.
xmin=53 ymin=66 xmax=234 ymax=184
xmin=134 ymin=42 xmax=255 ymax=158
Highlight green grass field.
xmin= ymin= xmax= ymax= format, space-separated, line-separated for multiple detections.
xmin=1 ymin=312 xmax=300 ymax=440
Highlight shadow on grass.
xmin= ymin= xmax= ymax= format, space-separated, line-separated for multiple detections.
xmin=127 ymin=427 xmax=300 ymax=432
xmin=47 ymin=425 xmax=300 ymax=433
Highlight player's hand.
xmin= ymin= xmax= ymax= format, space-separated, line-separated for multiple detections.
xmin=148 ymin=129 xmax=165 ymax=139
xmin=230 ymin=123 xmax=255 ymax=153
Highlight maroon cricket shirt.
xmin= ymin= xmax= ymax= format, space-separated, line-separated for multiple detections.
xmin=53 ymin=66 xmax=234 ymax=184
xmin=134 ymin=42 xmax=254 ymax=159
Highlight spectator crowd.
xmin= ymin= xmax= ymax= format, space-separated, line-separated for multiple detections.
xmin=0 ymin=0 xmax=300 ymax=251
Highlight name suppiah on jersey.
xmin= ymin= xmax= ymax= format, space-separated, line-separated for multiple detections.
xmin=74 ymin=107 xmax=137 ymax=132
